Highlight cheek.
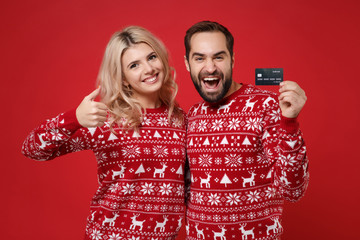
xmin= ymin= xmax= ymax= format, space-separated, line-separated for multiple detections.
xmin=124 ymin=72 xmax=139 ymax=85
xmin=191 ymin=69 xmax=200 ymax=79
xmin=192 ymin=66 xmax=202 ymax=76
xmin=217 ymin=64 xmax=231 ymax=74
xmin=156 ymin=62 xmax=167 ymax=77
xmin=154 ymin=59 xmax=164 ymax=68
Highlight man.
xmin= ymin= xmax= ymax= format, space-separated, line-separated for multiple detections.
xmin=184 ymin=21 xmax=309 ymax=239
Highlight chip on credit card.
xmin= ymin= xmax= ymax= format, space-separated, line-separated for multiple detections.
xmin=255 ymin=68 xmax=283 ymax=85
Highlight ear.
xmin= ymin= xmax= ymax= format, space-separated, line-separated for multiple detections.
xmin=184 ymin=55 xmax=190 ymax=72
xmin=122 ymin=78 xmax=129 ymax=87
xmin=231 ymin=53 xmax=235 ymax=69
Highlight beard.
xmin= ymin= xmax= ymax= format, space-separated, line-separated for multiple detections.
xmin=190 ymin=68 xmax=233 ymax=103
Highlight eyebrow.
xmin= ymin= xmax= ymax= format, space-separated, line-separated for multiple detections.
xmin=147 ymin=51 xmax=156 ymax=58
xmin=126 ymin=51 xmax=156 ymax=69
xmin=127 ymin=60 xmax=139 ymax=69
xmin=191 ymin=51 xmax=227 ymax=58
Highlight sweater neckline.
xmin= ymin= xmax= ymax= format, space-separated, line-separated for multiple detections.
xmin=144 ymin=104 xmax=167 ymax=113
xmin=208 ymin=83 xmax=248 ymax=106
xmin=224 ymin=83 xmax=247 ymax=100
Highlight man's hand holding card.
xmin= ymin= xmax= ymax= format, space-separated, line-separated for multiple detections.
xmin=278 ymin=81 xmax=307 ymax=118
xmin=255 ymin=68 xmax=306 ymax=118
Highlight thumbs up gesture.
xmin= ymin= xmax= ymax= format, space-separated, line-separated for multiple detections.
xmin=76 ymin=87 xmax=108 ymax=127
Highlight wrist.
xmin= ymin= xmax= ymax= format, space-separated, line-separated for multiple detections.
xmin=280 ymin=116 xmax=299 ymax=134
xmin=67 ymin=109 xmax=83 ymax=129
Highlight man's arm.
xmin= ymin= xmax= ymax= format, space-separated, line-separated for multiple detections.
xmin=262 ymin=81 xmax=309 ymax=201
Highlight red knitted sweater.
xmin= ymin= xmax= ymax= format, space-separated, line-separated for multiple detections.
xmin=185 ymin=84 xmax=309 ymax=240
xmin=22 ymin=106 xmax=187 ymax=240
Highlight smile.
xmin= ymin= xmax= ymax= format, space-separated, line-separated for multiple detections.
xmin=143 ymin=74 xmax=158 ymax=84
xmin=202 ymin=76 xmax=220 ymax=89
xmin=203 ymin=77 xmax=219 ymax=81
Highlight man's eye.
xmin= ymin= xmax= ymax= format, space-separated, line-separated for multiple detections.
xmin=195 ymin=57 xmax=203 ymax=61
xmin=215 ymin=56 xmax=224 ymax=60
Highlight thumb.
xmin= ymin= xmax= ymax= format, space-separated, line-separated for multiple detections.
xmin=86 ymin=87 xmax=101 ymax=101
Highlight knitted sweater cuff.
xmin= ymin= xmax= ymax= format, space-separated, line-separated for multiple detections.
xmin=279 ymin=116 xmax=300 ymax=134
xmin=62 ymin=109 xmax=83 ymax=131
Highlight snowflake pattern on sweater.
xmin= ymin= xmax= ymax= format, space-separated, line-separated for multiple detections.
xmin=22 ymin=106 xmax=187 ymax=240
xmin=185 ymin=84 xmax=309 ymax=240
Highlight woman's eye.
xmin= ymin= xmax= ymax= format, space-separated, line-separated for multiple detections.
xmin=149 ymin=54 xmax=157 ymax=61
xmin=129 ymin=63 xmax=138 ymax=69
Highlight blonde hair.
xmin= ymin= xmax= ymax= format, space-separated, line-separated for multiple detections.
xmin=97 ymin=26 xmax=182 ymax=132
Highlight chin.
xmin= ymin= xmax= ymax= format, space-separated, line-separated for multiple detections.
xmin=200 ymin=92 xmax=222 ymax=103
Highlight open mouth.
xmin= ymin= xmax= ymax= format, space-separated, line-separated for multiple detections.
xmin=202 ymin=77 xmax=220 ymax=89
xmin=143 ymin=74 xmax=158 ymax=84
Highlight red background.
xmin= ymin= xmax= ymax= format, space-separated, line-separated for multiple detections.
xmin=1 ymin=0 xmax=359 ymax=239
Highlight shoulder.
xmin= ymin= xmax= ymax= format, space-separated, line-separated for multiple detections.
xmin=170 ymin=106 xmax=187 ymax=129
xmin=187 ymin=101 xmax=205 ymax=115
xmin=241 ymin=84 xmax=278 ymax=104
xmin=234 ymin=84 xmax=280 ymax=115
xmin=242 ymin=84 xmax=278 ymax=98
xmin=175 ymin=106 xmax=187 ymax=117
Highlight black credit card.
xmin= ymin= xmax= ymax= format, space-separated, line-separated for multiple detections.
xmin=255 ymin=68 xmax=283 ymax=85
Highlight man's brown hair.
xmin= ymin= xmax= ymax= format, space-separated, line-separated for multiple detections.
xmin=184 ymin=21 xmax=234 ymax=60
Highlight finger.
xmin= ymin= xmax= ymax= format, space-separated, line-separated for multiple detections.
xmin=279 ymin=90 xmax=307 ymax=105
xmin=98 ymin=110 xmax=108 ymax=118
xmin=90 ymin=108 xmax=108 ymax=117
xmin=282 ymin=95 xmax=306 ymax=112
xmin=280 ymin=95 xmax=297 ymax=105
xmin=278 ymin=91 xmax=300 ymax=101
xmin=93 ymin=102 xmax=109 ymax=111
xmin=95 ymin=117 xmax=107 ymax=127
xmin=280 ymin=86 xmax=305 ymax=99
xmin=280 ymin=91 xmax=307 ymax=107
xmin=280 ymin=80 xmax=296 ymax=87
xmin=98 ymin=116 xmax=107 ymax=123
xmin=86 ymin=87 xmax=101 ymax=101
xmin=280 ymin=80 xmax=297 ymax=90
xmin=88 ymin=115 xmax=107 ymax=126
xmin=97 ymin=121 xmax=106 ymax=127
xmin=92 ymin=115 xmax=107 ymax=123
xmin=280 ymin=81 xmax=305 ymax=96
xmin=279 ymin=81 xmax=296 ymax=92
xmin=279 ymin=99 xmax=291 ymax=109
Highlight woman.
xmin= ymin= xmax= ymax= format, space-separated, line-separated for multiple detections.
xmin=22 ymin=26 xmax=187 ymax=240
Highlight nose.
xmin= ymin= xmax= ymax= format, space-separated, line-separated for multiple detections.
xmin=144 ymin=61 xmax=155 ymax=75
xmin=204 ymin=59 xmax=216 ymax=74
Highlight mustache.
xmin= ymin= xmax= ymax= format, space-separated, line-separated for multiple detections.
xmin=199 ymin=69 xmax=223 ymax=79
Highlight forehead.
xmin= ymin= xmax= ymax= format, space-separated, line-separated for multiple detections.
xmin=189 ymin=31 xmax=228 ymax=56
xmin=122 ymin=43 xmax=154 ymax=61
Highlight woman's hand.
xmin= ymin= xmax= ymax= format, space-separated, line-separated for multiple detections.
xmin=76 ymin=87 xmax=108 ymax=127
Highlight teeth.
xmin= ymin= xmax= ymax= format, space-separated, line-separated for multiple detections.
xmin=144 ymin=76 xmax=157 ymax=82
xmin=203 ymin=77 xmax=218 ymax=81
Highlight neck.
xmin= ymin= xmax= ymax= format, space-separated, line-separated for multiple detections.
xmin=224 ymin=81 xmax=242 ymax=98
xmin=135 ymin=93 xmax=162 ymax=109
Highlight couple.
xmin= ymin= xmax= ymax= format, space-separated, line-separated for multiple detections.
xmin=22 ymin=21 xmax=309 ymax=240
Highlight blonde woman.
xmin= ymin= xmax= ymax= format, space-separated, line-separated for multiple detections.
xmin=22 ymin=26 xmax=187 ymax=240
